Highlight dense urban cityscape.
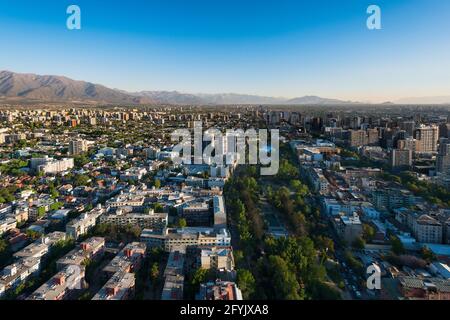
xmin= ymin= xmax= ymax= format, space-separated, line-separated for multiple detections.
xmin=0 ymin=103 xmax=449 ymax=302
xmin=1 ymin=2 xmax=450 ymax=315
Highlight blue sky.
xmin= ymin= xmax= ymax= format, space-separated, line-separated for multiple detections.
xmin=0 ymin=0 xmax=449 ymax=102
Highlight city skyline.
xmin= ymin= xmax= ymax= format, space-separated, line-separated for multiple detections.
xmin=1 ymin=0 xmax=450 ymax=103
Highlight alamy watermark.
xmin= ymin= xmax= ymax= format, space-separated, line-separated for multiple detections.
xmin=171 ymin=121 xmax=279 ymax=176
xmin=366 ymin=264 xmax=381 ymax=290
xmin=367 ymin=5 xmax=382 ymax=30
xmin=67 ymin=5 xmax=81 ymax=30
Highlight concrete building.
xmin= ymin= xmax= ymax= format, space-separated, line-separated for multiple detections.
xmin=390 ymin=149 xmax=412 ymax=169
xmin=0 ymin=217 xmax=17 ymax=236
xmin=141 ymin=227 xmax=231 ymax=252
xmin=196 ymin=280 xmax=243 ymax=300
xmin=437 ymin=138 xmax=450 ymax=174
xmin=27 ymin=265 xmax=86 ymax=300
xmin=13 ymin=231 xmax=66 ymax=260
xmin=0 ymin=257 xmax=41 ymax=292
xmin=399 ymin=277 xmax=450 ymax=300
xmin=333 ymin=213 xmax=363 ymax=244
xmin=213 ymin=196 xmax=227 ymax=230
xmin=30 ymin=156 xmax=74 ymax=174
xmin=92 ymin=271 xmax=135 ymax=300
xmin=69 ymin=140 xmax=87 ymax=156
xmin=413 ymin=215 xmax=443 ymax=244
xmin=56 ymin=237 xmax=105 ymax=270
xmin=66 ymin=205 xmax=105 ymax=239
xmin=200 ymin=246 xmax=234 ymax=271
xmin=99 ymin=210 xmax=168 ymax=231
xmin=161 ymin=248 xmax=185 ymax=300
xmin=414 ymin=125 xmax=439 ymax=153
xmin=103 ymin=242 xmax=146 ymax=277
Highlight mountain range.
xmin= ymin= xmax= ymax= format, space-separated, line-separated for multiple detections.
xmin=0 ymin=70 xmax=358 ymax=105
xmin=1 ymin=70 xmax=449 ymax=105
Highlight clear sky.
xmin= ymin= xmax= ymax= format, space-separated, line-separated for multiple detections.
xmin=0 ymin=0 xmax=449 ymax=102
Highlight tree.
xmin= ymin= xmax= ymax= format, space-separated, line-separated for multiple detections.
xmin=420 ymin=246 xmax=436 ymax=263
xmin=267 ymin=255 xmax=303 ymax=300
xmin=0 ymin=239 xmax=11 ymax=268
xmin=73 ymin=174 xmax=90 ymax=187
xmin=154 ymin=179 xmax=161 ymax=189
xmin=236 ymin=269 xmax=256 ymax=299
xmin=362 ymin=224 xmax=376 ymax=242
xmin=352 ymin=237 xmax=366 ymax=250
xmin=150 ymin=262 xmax=160 ymax=282
xmin=153 ymin=203 xmax=164 ymax=213
xmin=178 ymin=218 xmax=187 ymax=228
xmin=390 ymin=236 xmax=405 ymax=255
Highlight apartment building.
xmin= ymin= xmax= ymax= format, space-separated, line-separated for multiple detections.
xmin=27 ymin=265 xmax=86 ymax=300
xmin=196 ymin=280 xmax=243 ymax=300
xmin=161 ymin=248 xmax=185 ymax=300
xmin=66 ymin=205 xmax=105 ymax=239
xmin=0 ymin=257 xmax=41 ymax=292
xmin=200 ymin=246 xmax=234 ymax=271
xmin=103 ymin=242 xmax=146 ymax=278
xmin=56 ymin=237 xmax=105 ymax=270
xmin=141 ymin=227 xmax=231 ymax=252
xmin=99 ymin=210 xmax=168 ymax=231
xmin=332 ymin=213 xmax=363 ymax=244
xmin=92 ymin=271 xmax=135 ymax=300
xmin=30 ymin=156 xmax=74 ymax=174
xmin=413 ymin=215 xmax=443 ymax=244
xmin=13 ymin=231 xmax=66 ymax=260
xmin=414 ymin=125 xmax=439 ymax=153
xmin=68 ymin=140 xmax=87 ymax=156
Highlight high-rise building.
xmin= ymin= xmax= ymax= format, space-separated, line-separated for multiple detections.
xmin=391 ymin=149 xmax=412 ymax=170
xmin=439 ymin=123 xmax=450 ymax=138
xmin=348 ymin=130 xmax=367 ymax=147
xmin=414 ymin=125 xmax=439 ymax=152
xmin=437 ymin=138 xmax=450 ymax=174
xmin=400 ymin=121 xmax=416 ymax=137
xmin=367 ymin=129 xmax=380 ymax=146
xmin=69 ymin=140 xmax=87 ymax=156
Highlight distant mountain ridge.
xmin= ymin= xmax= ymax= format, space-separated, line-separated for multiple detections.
xmin=0 ymin=70 xmax=158 ymax=104
xmin=3 ymin=70 xmax=448 ymax=105
xmin=0 ymin=70 xmax=358 ymax=105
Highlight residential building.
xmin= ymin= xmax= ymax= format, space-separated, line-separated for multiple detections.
xmin=414 ymin=125 xmax=439 ymax=153
xmin=200 ymin=246 xmax=234 ymax=271
xmin=161 ymin=248 xmax=185 ymax=300
xmin=196 ymin=280 xmax=243 ymax=300
xmin=66 ymin=205 xmax=105 ymax=239
xmin=27 ymin=265 xmax=86 ymax=300
xmin=92 ymin=271 xmax=135 ymax=300
xmin=30 ymin=156 xmax=74 ymax=174
xmin=68 ymin=140 xmax=87 ymax=156
xmin=56 ymin=237 xmax=105 ymax=270
xmin=141 ymin=227 xmax=231 ymax=252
